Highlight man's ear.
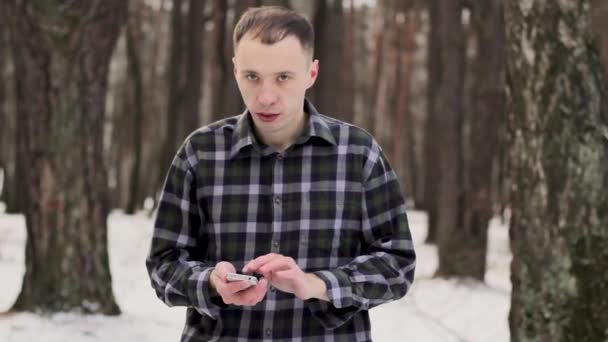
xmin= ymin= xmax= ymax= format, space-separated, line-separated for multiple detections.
xmin=308 ymin=59 xmax=319 ymax=88
xmin=232 ymin=57 xmax=237 ymax=76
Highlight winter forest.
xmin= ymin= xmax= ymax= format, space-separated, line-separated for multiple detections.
xmin=0 ymin=0 xmax=607 ymax=341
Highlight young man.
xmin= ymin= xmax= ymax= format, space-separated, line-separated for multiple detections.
xmin=146 ymin=6 xmax=415 ymax=341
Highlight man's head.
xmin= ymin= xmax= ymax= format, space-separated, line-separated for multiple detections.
xmin=232 ymin=6 xmax=319 ymax=147
xmin=233 ymin=6 xmax=314 ymax=59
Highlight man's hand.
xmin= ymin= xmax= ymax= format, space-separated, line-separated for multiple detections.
xmin=210 ymin=261 xmax=268 ymax=306
xmin=243 ymin=254 xmax=328 ymax=301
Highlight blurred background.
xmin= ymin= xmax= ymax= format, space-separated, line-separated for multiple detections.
xmin=0 ymin=0 xmax=607 ymax=341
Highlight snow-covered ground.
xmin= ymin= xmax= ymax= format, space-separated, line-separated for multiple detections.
xmin=0 ymin=204 xmax=511 ymax=341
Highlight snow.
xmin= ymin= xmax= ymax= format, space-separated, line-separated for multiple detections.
xmin=0 ymin=206 xmax=511 ymax=341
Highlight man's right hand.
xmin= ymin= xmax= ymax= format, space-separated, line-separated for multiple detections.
xmin=210 ymin=261 xmax=268 ymax=306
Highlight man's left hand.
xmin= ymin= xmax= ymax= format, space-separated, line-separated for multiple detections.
xmin=243 ymin=253 xmax=328 ymax=301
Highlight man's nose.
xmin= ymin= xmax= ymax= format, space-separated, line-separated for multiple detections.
xmin=257 ymin=84 xmax=278 ymax=107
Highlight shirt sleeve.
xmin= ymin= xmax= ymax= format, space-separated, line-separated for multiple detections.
xmin=145 ymin=140 xmax=225 ymax=319
xmin=306 ymin=141 xmax=416 ymax=329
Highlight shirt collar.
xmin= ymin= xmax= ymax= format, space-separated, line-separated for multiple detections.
xmin=229 ymin=98 xmax=337 ymax=159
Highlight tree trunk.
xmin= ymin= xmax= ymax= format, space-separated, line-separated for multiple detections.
xmin=460 ymin=0 xmax=506 ymax=280
xmin=423 ymin=0 xmax=441 ymax=243
xmin=352 ymin=3 xmax=374 ymax=133
xmin=159 ymin=0 xmax=186 ymax=191
xmin=393 ymin=2 xmax=419 ymax=204
xmin=2 ymin=0 xmax=125 ymax=314
xmin=591 ymin=0 xmax=608 ymax=83
xmin=0 ymin=23 xmax=22 ymax=214
xmin=126 ymin=2 xmax=145 ymax=215
xmin=182 ymin=0 xmax=205 ymax=130
xmin=340 ymin=0 xmax=355 ymax=123
xmin=372 ymin=0 xmax=398 ymax=157
xmin=434 ymin=0 xmax=468 ymax=277
xmin=138 ymin=0 xmax=168 ymax=212
xmin=0 ymin=25 xmax=7 ymax=205
xmin=313 ymin=0 xmax=345 ymax=118
xmin=210 ymin=0 xmax=229 ymax=122
xmin=262 ymin=0 xmax=290 ymax=7
xmin=506 ymin=1 xmax=608 ymax=340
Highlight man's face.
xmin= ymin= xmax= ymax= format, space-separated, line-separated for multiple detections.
xmin=233 ymin=34 xmax=318 ymax=139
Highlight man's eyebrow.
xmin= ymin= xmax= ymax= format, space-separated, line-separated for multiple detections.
xmin=240 ymin=69 xmax=295 ymax=75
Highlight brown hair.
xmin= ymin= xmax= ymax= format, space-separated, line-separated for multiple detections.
xmin=233 ymin=6 xmax=314 ymax=55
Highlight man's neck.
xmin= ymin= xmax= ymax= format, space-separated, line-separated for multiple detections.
xmin=256 ymin=111 xmax=308 ymax=153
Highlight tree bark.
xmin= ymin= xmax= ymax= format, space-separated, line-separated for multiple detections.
xmin=352 ymin=3 xmax=374 ymax=133
xmin=126 ymin=2 xmax=145 ymax=215
xmin=159 ymin=0 xmax=186 ymax=191
xmin=0 ymin=24 xmax=7 ymax=205
xmin=506 ymin=1 xmax=608 ymax=340
xmin=423 ymin=0 xmax=441 ymax=243
xmin=0 ymin=21 xmax=23 ymax=214
xmin=434 ymin=0 xmax=468 ymax=277
xmin=2 ymin=0 xmax=125 ymax=314
xmin=313 ymin=0 xmax=346 ymax=119
xmin=372 ymin=0 xmax=398 ymax=157
xmin=182 ymin=0 xmax=205 ymax=130
xmin=210 ymin=0 xmax=229 ymax=122
xmin=393 ymin=2 xmax=419 ymax=205
xmin=460 ymin=0 xmax=506 ymax=280
xmin=591 ymin=0 xmax=608 ymax=84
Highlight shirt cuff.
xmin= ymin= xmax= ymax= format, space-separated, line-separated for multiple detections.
xmin=304 ymin=269 xmax=360 ymax=329
xmin=187 ymin=267 xmax=226 ymax=319
xmin=313 ymin=269 xmax=354 ymax=308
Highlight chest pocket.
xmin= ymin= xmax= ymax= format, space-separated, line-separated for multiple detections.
xmin=302 ymin=183 xmax=363 ymax=264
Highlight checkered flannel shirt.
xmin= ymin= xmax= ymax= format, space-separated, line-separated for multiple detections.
xmin=146 ymin=99 xmax=416 ymax=341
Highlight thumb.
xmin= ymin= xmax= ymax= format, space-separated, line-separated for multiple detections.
xmin=214 ymin=261 xmax=236 ymax=279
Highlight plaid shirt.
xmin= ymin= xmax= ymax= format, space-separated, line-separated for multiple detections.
xmin=146 ymin=99 xmax=416 ymax=341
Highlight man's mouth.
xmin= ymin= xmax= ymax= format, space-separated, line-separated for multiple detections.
xmin=255 ymin=112 xmax=280 ymax=122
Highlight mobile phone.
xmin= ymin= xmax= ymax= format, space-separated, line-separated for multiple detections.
xmin=226 ymin=272 xmax=258 ymax=286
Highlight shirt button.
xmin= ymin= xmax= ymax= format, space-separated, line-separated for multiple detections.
xmin=277 ymin=154 xmax=283 ymax=161
xmin=273 ymin=241 xmax=279 ymax=248
xmin=274 ymin=196 xmax=281 ymax=205
xmin=265 ymin=328 xmax=272 ymax=337
xmin=270 ymin=286 xmax=276 ymax=292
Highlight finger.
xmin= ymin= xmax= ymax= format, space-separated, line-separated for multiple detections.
xmin=243 ymin=253 xmax=280 ymax=273
xmin=249 ymin=278 xmax=269 ymax=304
xmin=273 ymin=269 xmax=297 ymax=281
xmin=235 ymin=278 xmax=268 ymax=305
xmin=214 ymin=261 xmax=236 ymax=280
xmin=258 ymin=258 xmax=294 ymax=275
xmin=223 ymin=280 xmax=254 ymax=295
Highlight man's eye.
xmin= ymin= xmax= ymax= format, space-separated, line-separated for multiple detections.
xmin=278 ymin=74 xmax=290 ymax=82
xmin=246 ymin=74 xmax=258 ymax=81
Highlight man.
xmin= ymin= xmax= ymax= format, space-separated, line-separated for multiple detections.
xmin=146 ymin=6 xmax=415 ymax=341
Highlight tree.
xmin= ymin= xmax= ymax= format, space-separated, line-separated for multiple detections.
xmin=209 ymin=0 xmax=229 ymax=122
xmin=0 ymin=23 xmax=8 ymax=205
xmin=0 ymin=22 xmax=22 ymax=214
xmin=434 ymin=0 xmax=468 ymax=277
xmin=313 ymin=0 xmax=348 ymax=120
xmin=591 ymin=0 xmax=608 ymax=83
xmin=423 ymin=0 xmax=441 ymax=243
xmin=1 ymin=0 xmax=126 ymax=314
xmin=506 ymin=1 xmax=608 ymax=340
xmin=461 ymin=0 xmax=506 ymax=279
xmin=182 ymin=0 xmax=205 ymax=129
xmin=159 ymin=0 xmax=186 ymax=191
xmin=392 ymin=1 xmax=419 ymax=204
xmin=125 ymin=0 xmax=145 ymax=214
